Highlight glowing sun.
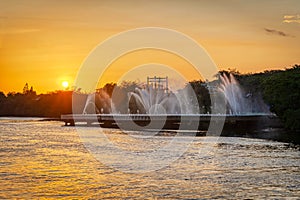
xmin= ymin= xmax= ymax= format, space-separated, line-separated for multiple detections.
xmin=62 ymin=81 xmax=69 ymax=89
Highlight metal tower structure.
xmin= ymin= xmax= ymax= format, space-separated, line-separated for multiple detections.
xmin=147 ymin=76 xmax=168 ymax=94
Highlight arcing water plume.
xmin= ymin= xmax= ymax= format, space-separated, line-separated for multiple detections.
xmin=129 ymin=87 xmax=180 ymax=114
xmin=218 ymin=73 xmax=270 ymax=114
xmin=82 ymin=93 xmax=99 ymax=114
xmin=218 ymin=73 xmax=248 ymax=114
xmin=129 ymin=85 xmax=198 ymax=114
xmin=82 ymin=90 xmax=112 ymax=114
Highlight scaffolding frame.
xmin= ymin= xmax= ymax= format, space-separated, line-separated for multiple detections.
xmin=147 ymin=76 xmax=168 ymax=94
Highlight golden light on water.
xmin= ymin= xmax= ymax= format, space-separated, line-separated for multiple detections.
xmin=1 ymin=120 xmax=298 ymax=199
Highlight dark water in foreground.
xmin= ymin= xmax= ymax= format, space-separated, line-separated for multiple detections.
xmin=0 ymin=118 xmax=299 ymax=199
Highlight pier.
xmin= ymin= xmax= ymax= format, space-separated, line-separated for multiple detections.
xmin=61 ymin=113 xmax=281 ymax=133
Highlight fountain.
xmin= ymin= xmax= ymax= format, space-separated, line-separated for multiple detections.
xmin=218 ymin=73 xmax=249 ymax=114
xmin=218 ymin=73 xmax=270 ymax=115
xmin=81 ymin=76 xmax=198 ymax=115
xmin=63 ymin=74 xmax=279 ymax=132
xmin=82 ymin=89 xmax=112 ymax=114
xmin=82 ymin=94 xmax=100 ymax=114
xmin=129 ymin=87 xmax=184 ymax=114
xmin=81 ymin=74 xmax=270 ymax=116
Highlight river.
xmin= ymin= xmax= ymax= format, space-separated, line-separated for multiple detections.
xmin=0 ymin=118 xmax=299 ymax=199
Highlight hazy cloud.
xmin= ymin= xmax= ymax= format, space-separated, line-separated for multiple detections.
xmin=0 ymin=28 xmax=41 ymax=35
xmin=283 ymin=15 xmax=300 ymax=24
xmin=264 ymin=28 xmax=293 ymax=37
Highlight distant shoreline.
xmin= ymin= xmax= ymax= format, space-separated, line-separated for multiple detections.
xmin=0 ymin=116 xmax=62 ymax=122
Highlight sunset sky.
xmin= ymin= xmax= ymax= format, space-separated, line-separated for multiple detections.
xmin=0 ymin=0 xmax=299 ymax=94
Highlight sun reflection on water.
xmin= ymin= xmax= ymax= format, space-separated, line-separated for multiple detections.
xmin=0 ymin=120 xmax=299 ymax=199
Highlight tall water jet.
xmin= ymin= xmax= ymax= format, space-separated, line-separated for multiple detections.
xmin=129 ymin=86 xmax=181 ymax=114
xmin=82 ymin=93 xmax=100 ymax=114
xmin=218 ymin=73 xmax=269 ymax=114
xmin=82 ymin=90 xmax=113 ymax=114
xmin=128 ymin=83 xmax=199 ymax=114
xmin=218 ymin=73 xmax=246 ymax=114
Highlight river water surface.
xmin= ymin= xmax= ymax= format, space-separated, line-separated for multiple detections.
xmin=0 ymin=118 xmax=299 ymax=199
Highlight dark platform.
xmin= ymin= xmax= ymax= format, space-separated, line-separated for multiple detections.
xmin=61 ymin=113 xmax=282 ymax=134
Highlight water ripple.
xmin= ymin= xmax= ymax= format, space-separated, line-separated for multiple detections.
xmin=0 ymin=119 xmax=299 ymax=199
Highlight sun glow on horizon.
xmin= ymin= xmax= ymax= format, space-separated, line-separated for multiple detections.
xmin=62 ymin=81 xmax=69 ymax=89
xmin=0 ymin=1 xmax=299 ymax=94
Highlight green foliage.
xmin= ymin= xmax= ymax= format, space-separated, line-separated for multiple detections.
xmin=261 ymin=65 xmax=300 ymax=130
xmin=188 ymin=80 xmax=211 ymax=113
xmin=233 ymin=65 xmax=300 ymax=130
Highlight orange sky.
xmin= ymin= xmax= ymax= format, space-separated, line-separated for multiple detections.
xmin=0 ymin=0 xmax=299 ymax=94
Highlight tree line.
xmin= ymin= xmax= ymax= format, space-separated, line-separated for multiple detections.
xmin=237 ymin=65 xmax=300 ymax=130
xmin=0 ymin=65 xmax=299 ymax=130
